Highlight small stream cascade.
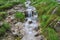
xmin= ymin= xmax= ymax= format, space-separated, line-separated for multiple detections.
xmin=21 ymin=0 xmax=44 ymax=40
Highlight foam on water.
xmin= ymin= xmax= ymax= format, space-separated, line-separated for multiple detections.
xmin=21 ymin=0 xmax=38 ymax=40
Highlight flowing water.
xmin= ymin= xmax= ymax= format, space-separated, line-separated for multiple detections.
xmin=21 ymin=0 xmax=39 ymax=40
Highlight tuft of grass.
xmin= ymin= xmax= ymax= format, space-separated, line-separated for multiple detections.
xmin=43 ymin=27 xmax=59 ymax=40
xmin=0 ymin=12 xmax=7 ymax=21
xmin=15 ymin=12 xmax=25 ymax=22
xmin=0 ymin=22 xmax=10 ymax=36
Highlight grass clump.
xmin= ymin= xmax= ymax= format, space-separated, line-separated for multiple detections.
xmin=43 ymin=27 xmax=58 ymax=40
xmin=15 ymin=12 xmax=25 ymax=22
xmin=0 ymin=12 xmax=7 ymax=21
xmin=0 ymin=22 xmax=10 ymax=36
xmin=32 ymin=0 xmax=59 ymax=40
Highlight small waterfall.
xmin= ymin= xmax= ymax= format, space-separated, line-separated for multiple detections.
xmin=26 ymin=7 xmax=33 ymax=17
xmin=25 ymin=0 xmax=37 ymax=18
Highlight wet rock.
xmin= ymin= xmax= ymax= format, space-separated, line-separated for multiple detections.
xmin=16 ymin=4 xmax=23 ymax=7
xmin=35 ymin=33 xmax=40 ymax=37
xmin=13 ymin=4 xmax=25 ymax=12
xmin=6 ymin=35 xmax=14 ymax=40
xmin=15 ymin=22 xmax=23 ymax=30
xmin=16 ymin=9 xmax=25 ymax=12
xmin=2 ymin=33 xmax=14 ymax=40
xmin=19 ymin=28 xmax=26 ymax=37
xmin=7 ymin=4 xmax=25 ymax=15
xmin=54 ymin=21 xmax=60 ymax=32
xmin=7 ymin=9 xmax=16 ymax=15
xmin=6 ymin=15 xmax=15 ymax=23
xmin=34 ymin=30 xmax=41 ymax=37
xmin=11 ymin=29 xmax=19 ymax=35
xmin=0 ymin=21 xmax=3 ymax=26
xmin=36 ymin=35 xmax=45 ymax=40
xmin=57 ymin=0 xmax=60 ymax=4
xmin=57 ymin=0 xmax=60 ymax=1
xmin=11 ymin=22 xmax=24 ymax=36
xmin=13 ymin=6 xmax=20 ymax=10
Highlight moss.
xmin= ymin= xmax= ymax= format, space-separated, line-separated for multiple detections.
xmin=15 ymin=12 xmax=25 ymax=22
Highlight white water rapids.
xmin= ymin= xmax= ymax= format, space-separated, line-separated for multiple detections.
xmin=21 ymin=0 xmax=44 ymax=40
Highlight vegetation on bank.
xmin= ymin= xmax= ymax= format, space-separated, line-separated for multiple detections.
xmin=0 ymin=12 xmax=7 ymax=21
xmin=0 ymin=22 xmax=10 ymax=36
xmin=0 ymin=0 xmax=25 ymax=11
xmin=33 ymin=0 xmax=60 ymax=40
xmin=43 ymin=27 xmax=58 ymax=40
xmin=0 ymin=0 xmax=60 ymax=40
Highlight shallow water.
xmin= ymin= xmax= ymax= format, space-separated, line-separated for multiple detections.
xmin=21 ymin=0 xmax=38 ymax=40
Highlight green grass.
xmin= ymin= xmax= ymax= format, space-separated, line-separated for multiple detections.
xmin=43 ymin=27 xmax=58 ymax=40
xmin=0 ymin=22 xmax=10 ymax=36
xmin=32 ymin=0 xmax=60 ymax=40
xmin=0 ymin=0 xmax=25 ymax=11
xmin=0 ymin=12 xmax=7 ymax=21
xmin=15 ymin=12 xmax=25 ymax=22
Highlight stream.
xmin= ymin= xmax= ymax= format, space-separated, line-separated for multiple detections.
xmin=21 ymin=0 xmax=44 ymax=40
